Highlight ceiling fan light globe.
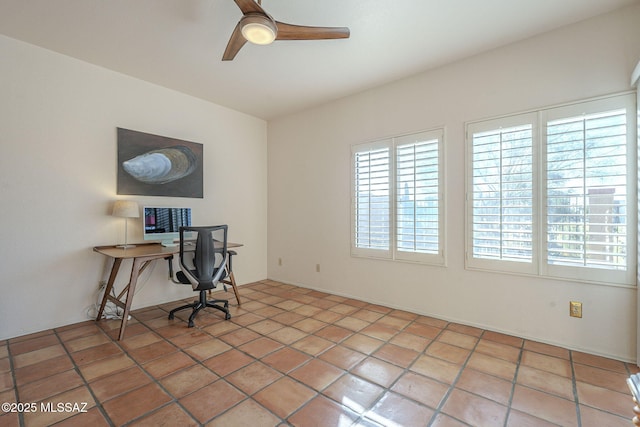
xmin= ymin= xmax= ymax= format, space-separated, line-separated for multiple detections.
xmin=241 ymin=15 xmax=277 ymax=45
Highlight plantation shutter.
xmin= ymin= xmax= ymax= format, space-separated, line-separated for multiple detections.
xmin=466 ymin=94 xmax=634 ymax=284
xmin=353 ymin=143 xmax=391 ymax=256
xmin=396 ymin=133 xmax=441 ymax=259
xmin=546 ymin=108 xmax=628 ymax=271
xmin=469 ymin=116 xmax=535 ymax=272
xmin=352 ymin=130 xmax=444 ymax=265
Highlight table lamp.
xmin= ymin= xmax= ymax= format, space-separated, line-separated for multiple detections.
xmin=112 ymin=200 xmax=139 ymax=248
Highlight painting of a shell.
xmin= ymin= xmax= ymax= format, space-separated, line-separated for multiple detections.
xmin=117 ymin=128 xmax=203 ymax=198
xmin=122 ymin=146 xmax=197 ymax=184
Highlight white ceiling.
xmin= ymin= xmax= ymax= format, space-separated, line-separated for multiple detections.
xmin=0 ymin=0 xmax=638 ymax=120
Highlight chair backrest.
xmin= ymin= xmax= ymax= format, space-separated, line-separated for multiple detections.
xmin=179 ymin=225 xmax=228 ymax=291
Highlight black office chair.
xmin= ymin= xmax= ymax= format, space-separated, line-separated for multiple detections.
xmin=168 ymin=225 xmax=231 ymax=327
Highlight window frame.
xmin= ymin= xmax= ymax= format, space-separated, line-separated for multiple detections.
xmin=466 ymin=112 xmax=539 ymax=276
xmin=351 ymin=138 xmax=392 ymax=260
xmin=540 ymin=96 xmax=636 ymax=284
xmin=465 ymin=93 xmax=637 ymax=286
xmin=351 ymin=129 xmax=446 ymax=265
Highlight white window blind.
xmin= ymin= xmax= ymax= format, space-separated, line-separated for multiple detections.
xmin=471 ymin=124 xmax=534 ymax=263
xmin=352 ymin=129 xmax=444 ymax=264
xmin=396 ymin=137 xmax=440 ymax=257
xmin=546 ymin=108 xmax=628 ymax=271
xmin=466 ymin=93 xmax=636 ymax=285
xmin=353 ymin=144 xmax=390 ymax=254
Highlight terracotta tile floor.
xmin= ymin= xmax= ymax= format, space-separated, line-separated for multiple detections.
xmin=1 ymin=280 xmax=638 ymax=426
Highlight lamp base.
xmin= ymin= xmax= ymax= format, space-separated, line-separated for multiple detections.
xmin=116 ymin=244 xmax=137 ymax=249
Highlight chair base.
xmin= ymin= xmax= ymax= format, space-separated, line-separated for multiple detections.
xmin=168 ymin=290 xmax=231 ymax=327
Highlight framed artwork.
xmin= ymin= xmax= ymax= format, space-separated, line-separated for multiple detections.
xmin=116 ymin=128 xmax=203 ymax=198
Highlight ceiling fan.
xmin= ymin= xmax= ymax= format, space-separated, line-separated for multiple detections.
xmin=222 ymin=0 xmax=350 ymax=61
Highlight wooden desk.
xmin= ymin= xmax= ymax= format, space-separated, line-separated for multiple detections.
xmin=93 ymin=242 xmax=242 ymax=340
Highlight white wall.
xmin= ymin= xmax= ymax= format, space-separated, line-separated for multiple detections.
xmin=267 ymin=5 xmax=640 ymax=361
xmin=0 ymin=35 xmax=267 ymax=340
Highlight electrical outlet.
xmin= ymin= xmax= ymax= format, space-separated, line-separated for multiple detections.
xmin=570 ymin=301 xmax=582 ymax=318
xmin=98 ymin=280 xmax=107 ymax=290
xmin=316 ymin=264 xmax=320 ymax=273
xmin=278 ymin=258 xmax=282 ymax=266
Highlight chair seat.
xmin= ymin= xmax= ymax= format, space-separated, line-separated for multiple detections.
xmin=175 ymin=270 xmax=223 ymax=290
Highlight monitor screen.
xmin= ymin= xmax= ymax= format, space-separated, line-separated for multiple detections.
xmin=143 ymin=206 xmax=192 ymax=247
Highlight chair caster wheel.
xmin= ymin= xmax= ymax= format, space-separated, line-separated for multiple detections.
xmin=168 ymin=313 xmax=174 ymax=320
xmin=225 ymin=313 xmax=231 ymax=320
xmin=187 ymin=321 xmax=194 ymax=328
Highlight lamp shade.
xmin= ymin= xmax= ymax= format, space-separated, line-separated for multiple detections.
xmin=112 ymin=200 xmax=140 ymax=218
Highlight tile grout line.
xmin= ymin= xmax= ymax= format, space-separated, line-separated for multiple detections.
xmin=151 ymin=292 xmax=334 ymax=425
xmin=502 ymin=334 xmax=526 ymax=427
xmin=89 ymin=312 xmax=210 ymax=426
xmin=53 ymin=327 xmax=118 ymax=427
xmin=4 ymin=339 xmax=24 ymax=427
xmin=131 ymin=301 xmax=274 ymax=426
xmin=260 ymin=294 xmax=385 ymax=425
xmin=569 ymin=350 xmax=582 ymax=427
xmin=268 ymin=288 xmax=380 ymax=424
xmin=5 ymin=280 xmax=634 ymax=426
xmin=331 ymin=311 xmax=444 ymax=426
xmin=426 ymin=326 xmax=483 ymax=427
xmin=215 ymin=291 xmax=439 ymax=425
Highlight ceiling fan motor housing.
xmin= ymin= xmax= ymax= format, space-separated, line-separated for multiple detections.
xmin=240 ymin=13 xmax=277 ymax=45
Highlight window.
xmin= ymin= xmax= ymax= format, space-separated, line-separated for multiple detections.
xmin=466 ymin=93 xmax=636 ymax=285
xmin=469 ymin=114 xmax=536 ymax=274
xmin=352 ymin=129 xmax=444 ymax=264
xmin=353 ymin=141 xmax=390 ymax=253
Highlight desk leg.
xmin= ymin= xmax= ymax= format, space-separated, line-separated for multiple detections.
xmin=117 ymin=257 xmax=145 ymax=341
xmin=227 ymin=272 xmax=241 ymax=306
xmin=218 ymin=251 xmax=242 ymax=307
xmin=220 ymin=251 xmax=241 ymax=306
xmin=214 ymin=273 xmax=241 ymax=306
xmin=96 ymin=258 xmax=122 ymax=321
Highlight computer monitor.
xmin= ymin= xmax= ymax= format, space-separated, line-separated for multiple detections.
xmin=143 ymin=206 xmax=192 ymax=247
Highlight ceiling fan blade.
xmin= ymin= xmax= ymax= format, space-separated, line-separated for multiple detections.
xmin=233 ymin=0 xmax=266 ymax=15
xmin=222 ymin=22 xmax=248 ymax=61
xmin=275 ymin=21 xmax=350 ymax=40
